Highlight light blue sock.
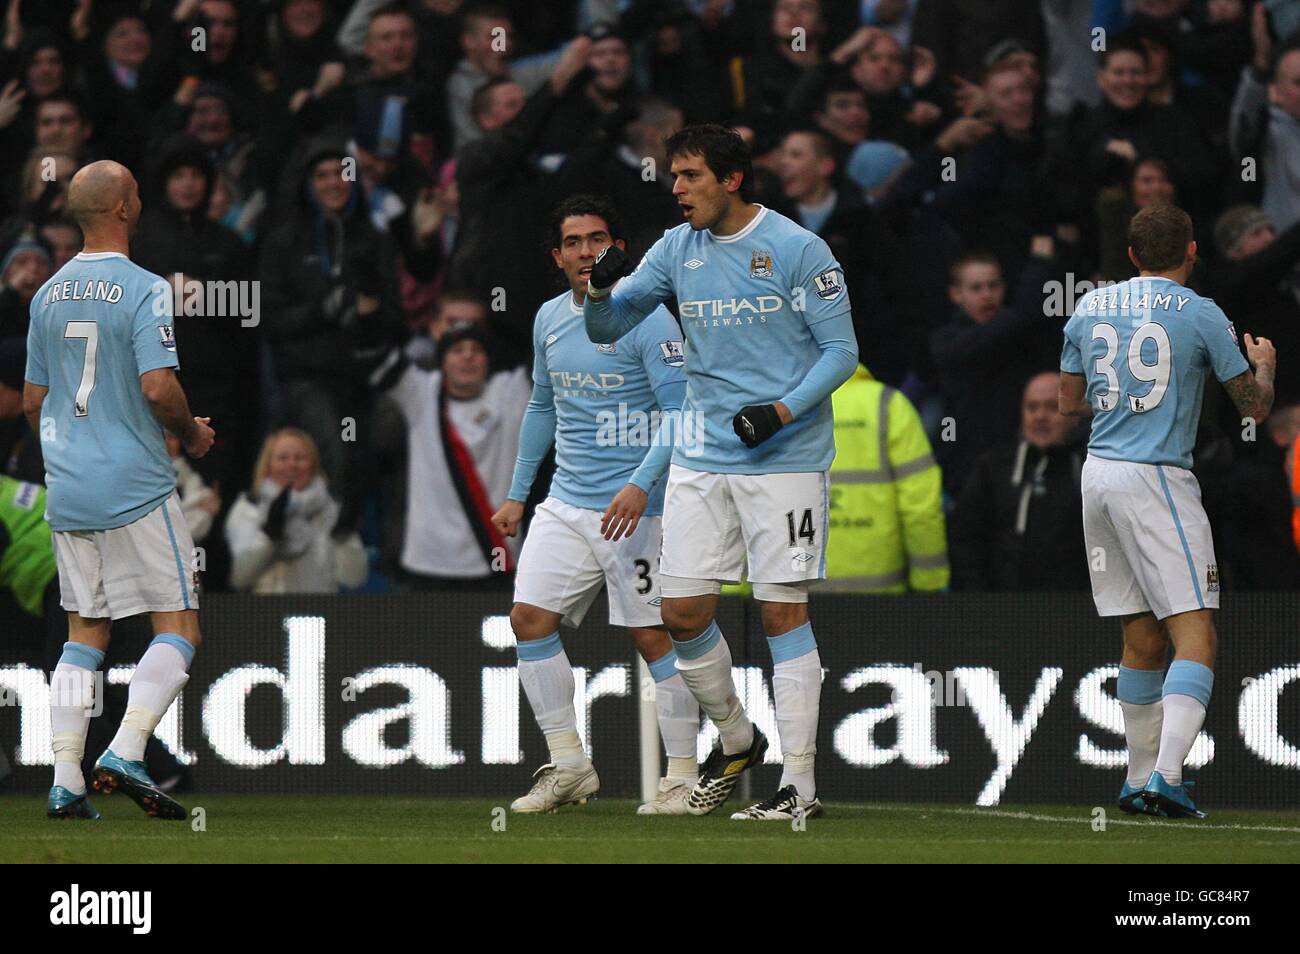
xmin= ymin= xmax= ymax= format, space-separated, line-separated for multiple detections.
xmin=766 ymin=622 xmax=818 ymax=664
xmin=768 ymin=623 xmax=821 ymax=800
xmin=1117 ymin=665 xmax=1163 ymax=704
xmin=671 ymin=621 xmax=721 ymax=660
xmin=57 ymin=642 xmax=105 ymax=673
xmin=1155 ymin=660 xmax=1214 ymax=785
xmin=516 ymin=631 xmax=582 ymax=766
xmin=1163 ymin=659 xmax=1214 ymax=707
xmin=647 ymin=649 xmax=679 ymax=683
xmin=1117 ymin=665 xmax=1164 ymax=788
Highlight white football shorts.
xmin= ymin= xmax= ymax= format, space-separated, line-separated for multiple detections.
xmin=1081 ymin=454 xmax=1219 ymax=620
xmin=513 ymin=496 xmax=664 ymax=628
xmin=54 ymin=492 xmax=200 ymax=620
xmin=659 ymin=464 xmax=828 ymax=600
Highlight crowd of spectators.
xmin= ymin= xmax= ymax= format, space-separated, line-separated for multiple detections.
xmin=1 ymin=0 xmax=1299 ymax=597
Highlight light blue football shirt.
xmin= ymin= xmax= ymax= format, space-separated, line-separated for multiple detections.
xmin=585 ymin=205 xmax=858 ymax=474
xmin=509 ymin=292 xmax=686 ymax=514
xmin=25 ymin=251 xmax=180 ymax=531
xmin=1061 ymin=276 xmax=1249 ymax=469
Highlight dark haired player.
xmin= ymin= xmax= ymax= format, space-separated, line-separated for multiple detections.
xmin=584 ymin=124 xmax=859 ymax=819
xmin=492 ymin=195 xmax=698 ymax=815
xmin=1059 ymin=203 xmax=1275 ymax=819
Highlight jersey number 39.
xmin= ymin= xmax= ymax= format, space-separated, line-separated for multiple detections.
xmin=1091 ymin=321 xmax=1171 ymax=413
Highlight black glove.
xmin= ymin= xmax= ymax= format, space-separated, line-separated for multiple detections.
xmin=733 ymin=404 xmax=784 ymax=448
xmin=264 ymin=486 xmax=291 ymax=541
xmin=589 ymin=244 xmax=634 ymax=294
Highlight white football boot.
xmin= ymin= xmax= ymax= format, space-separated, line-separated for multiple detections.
xmin=509 ymin=762 xmax=600 ymax=813
xmin=730 ymin=784 xmax=824 ymax=821
xmin=636 ymin=776 xmax=696 ymax=815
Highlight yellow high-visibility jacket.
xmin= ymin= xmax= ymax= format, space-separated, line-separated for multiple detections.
xmin=825 ymin=366 xmax=949 ymax=593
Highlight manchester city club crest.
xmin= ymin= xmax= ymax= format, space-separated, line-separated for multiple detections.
xmin=750 ymin=249 xmax=773 ymax=278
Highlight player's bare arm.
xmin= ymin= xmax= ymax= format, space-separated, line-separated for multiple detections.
xmin=1058 ymin=371 xmax=1093 ymax=418
xmin=1222 ymin=333 xmax=1276 ymax=424
xmin=21 ymin=381 xmax=47 ymax=435
xmin=140 ymin=367 xmax=214 ymax=457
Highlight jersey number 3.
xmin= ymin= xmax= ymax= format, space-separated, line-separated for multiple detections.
xmin=64 ymin=320 xmax=99 ymax=418
xmin=1091 ymin=321 xmax=1171 ymax=413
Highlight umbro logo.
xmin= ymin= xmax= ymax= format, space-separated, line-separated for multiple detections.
xmin=544 ymin=334 xmax=558 ymax=346
xmin=685 ymin=259 xmax=704 ymax=269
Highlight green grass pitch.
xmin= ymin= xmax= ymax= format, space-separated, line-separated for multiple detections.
xmin=4 ymin=795 xmax=1300 ymax=863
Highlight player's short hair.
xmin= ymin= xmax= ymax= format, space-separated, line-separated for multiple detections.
xmin=251 ymin=427 xmax=322 ymax=494
xmin=549 ymin=194 xmax=622 ymax=249
xmin=1098 ymin=34 xmax=1148 ymax=69
xmin=665 ymin=124 xmax=754 ymax=201
xmin=1128 ymin=203 xmax=1193 ymax=272
xmin=949 ymin=250 xmax=1000 ymax=287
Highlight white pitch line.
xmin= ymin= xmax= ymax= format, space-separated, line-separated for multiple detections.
xmin=837 ymin=803 xmax=1300 ymax=834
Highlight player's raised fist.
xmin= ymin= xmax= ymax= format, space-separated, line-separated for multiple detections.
xmin=1244 ymin=333 xmax=1275 ymax=370
xmin=589 ymin=244 xmax=633 ymax=296
xmin=733 ymin=403 xmax=784 ymax=448
xmin=493 ymin=499 xmax=525 ymax=538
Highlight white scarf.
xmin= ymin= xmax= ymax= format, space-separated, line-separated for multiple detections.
xmin=257 ymin=476 xmax=337 ymax=557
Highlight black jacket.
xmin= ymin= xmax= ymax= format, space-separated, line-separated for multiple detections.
xmin=1228 ymin=438 xmax=1300 ymax=590
xmin=949 ymin=438 xmax=1090 ymax=591
xmin=929 ymin=254 xmax=1063 ymax=493
xmin=1208 ymin=221 xmax=1300 ymax=400
xmin=259 ymin=143 xmax=404 ymax=383
xmin=448 ymin=84 xmax=568 ymax=366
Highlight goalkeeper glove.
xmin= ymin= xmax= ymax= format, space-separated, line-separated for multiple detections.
xmin=588 ymin=245 xmax=634 ymax=297
xmin=733 ymin=404 xmax=784 ymax=448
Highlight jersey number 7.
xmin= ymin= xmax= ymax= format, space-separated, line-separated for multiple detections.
xmin=64 ymin=320 xmax=99 ymax=418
